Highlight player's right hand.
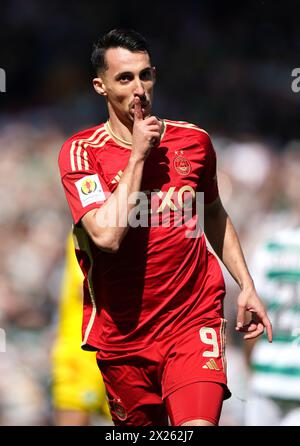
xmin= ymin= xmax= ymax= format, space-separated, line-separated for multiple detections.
xmin=132 ymin=97 xmax=162 ymax=160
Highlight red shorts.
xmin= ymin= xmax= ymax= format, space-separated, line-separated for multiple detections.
xmin=96 ymin=317 xmax=230 ymax=426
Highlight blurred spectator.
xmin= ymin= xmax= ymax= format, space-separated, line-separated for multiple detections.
xmin=243 ymin=150 xmax=300 ymax=426
xmin=0 ymin=122 xmax=69 ymax=425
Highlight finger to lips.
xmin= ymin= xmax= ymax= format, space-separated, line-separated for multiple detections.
xmin=134 ymin=97 xmax=144 ymax=120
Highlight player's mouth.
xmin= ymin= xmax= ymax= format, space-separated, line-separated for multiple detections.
xmin=130 ymin=101 xmax=150 ymax=115
xmin=130 ymin=102 xmax=150 ymax=118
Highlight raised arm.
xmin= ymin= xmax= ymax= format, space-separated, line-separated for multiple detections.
xmin=82 ymin=97 xmax=162 ymax=253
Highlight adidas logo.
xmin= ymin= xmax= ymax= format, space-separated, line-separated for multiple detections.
xmin=111 ymin=170 xmax=123 ymax=184
xmin=202 ymin=359 xmax=220 ymax=370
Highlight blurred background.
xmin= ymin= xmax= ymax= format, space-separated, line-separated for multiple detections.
xmin=0 ymin=0 xmax=300 ymax=425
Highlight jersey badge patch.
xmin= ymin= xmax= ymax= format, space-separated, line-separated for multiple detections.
xmin=75 ymin=174 xmax=105 ymax=207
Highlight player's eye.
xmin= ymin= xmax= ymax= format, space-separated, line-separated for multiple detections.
xmin=118 ymin=73 xmax=133 ymax=82
xmin=140 ymin=70 xmax=153 ymax=81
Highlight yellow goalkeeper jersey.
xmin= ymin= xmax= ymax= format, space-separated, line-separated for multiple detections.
xmin=51 ymin=232 xmax=110 ymax=415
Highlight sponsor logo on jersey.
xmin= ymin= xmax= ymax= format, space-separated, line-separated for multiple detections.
xmin=174 ymin=150 xmax=191 ymax=176
xmin=202 ymin=359 xmax=220 ymax=370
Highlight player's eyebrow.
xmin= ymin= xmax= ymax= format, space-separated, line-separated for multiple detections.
xmin=114 ymin=66 xmax=152 ymax=80
xmin=141 ymin=66 xmax=152 ymax=72
xmin=140 ymin=67 xmax=152 ymax=75
xmin=115 ymin=71 xmax=132 ymax=80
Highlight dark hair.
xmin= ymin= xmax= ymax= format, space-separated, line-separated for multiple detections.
xmin=91 ymin=29 xmax=151 ymax=75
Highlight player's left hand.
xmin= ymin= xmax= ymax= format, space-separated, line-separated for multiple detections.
xmin=235 ymin=287 xmax=273 ymax=342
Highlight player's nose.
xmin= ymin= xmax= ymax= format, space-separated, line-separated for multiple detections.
xmin=133 ymin=79 xmax=146 ymax=98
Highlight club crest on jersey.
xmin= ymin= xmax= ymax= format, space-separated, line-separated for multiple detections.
xmin=173 ymin=150 xmax=191 ymax=176
xmin=80 ymin=178 xmax=97 ymax=195
xmin=112 ymin=398 xmax=127 ymax=421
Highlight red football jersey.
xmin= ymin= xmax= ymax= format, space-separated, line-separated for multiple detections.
xmin=58 ymin=120 xmax=226 ymax=351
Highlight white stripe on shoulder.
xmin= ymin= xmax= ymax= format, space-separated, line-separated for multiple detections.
xmin=76 ymin=145 xmax=83 ymax=170
xmin=89 ymin=134 xmax=111 ymax=149
xmin=70 ymin=125 xmax=106 ymax=171
xmin=70 ymin=141 xmax=76 ymax=171
xmin=83 ymin=149 xmax=89 ymax=170
xmin=76 ymin=147 xmax=90 ymax=171
xmin=165 ymin=120 xmax=209 ymax=136
xmin=83 ymin=127 xmax=110 ymax=148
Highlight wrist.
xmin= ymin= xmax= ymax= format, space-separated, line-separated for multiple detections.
xmin=128 ymin=154 xmax=146 ymax=165
xmin=239 ymin=278 xmax=255 ymax=291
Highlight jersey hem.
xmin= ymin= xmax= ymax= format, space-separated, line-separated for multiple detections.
xmin=82 ymin=339 xmax=153 ymax=352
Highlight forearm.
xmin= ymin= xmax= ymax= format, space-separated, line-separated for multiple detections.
xmin=83 ymin=99 xmax=162 ymax=252
xmin=205 ymin=200 xmax=272 ymax=342
xmin=83 ymin=156 xmax=145 ymax=252
xmin=205 ymin=203 xmax=254 ymax=290
xmin=221 ymin=216 xmax=254 ymax=289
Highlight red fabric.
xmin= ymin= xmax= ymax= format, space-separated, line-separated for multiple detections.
xmin=58 ymin=120 xmax=224 ymax=351
xmin=166 ymin=381 xmax=225 ymax=426
xmin=58 ymin=123 xmax=111 ymax=224
xmin=96 ymin=317 xmax=229 ymax=426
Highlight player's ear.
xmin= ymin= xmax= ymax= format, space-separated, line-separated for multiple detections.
xmin=93 ymin=77 xmax=107 ymax=96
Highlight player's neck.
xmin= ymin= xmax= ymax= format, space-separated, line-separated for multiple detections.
xmin=106 ymin=112 xmax=133 ymax=148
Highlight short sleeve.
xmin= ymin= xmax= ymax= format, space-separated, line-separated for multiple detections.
xmin=58 ymin=139 xmax=111 ymax=224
